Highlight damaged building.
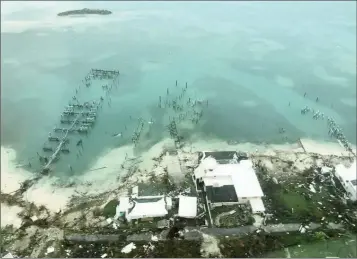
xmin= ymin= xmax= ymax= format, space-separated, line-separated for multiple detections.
xmin=334 ymin=160 xmax=357 ymax=202
xmin=114 ymin=186 xmax=198 ymax=223
xmin=193 ymin=151 xmax=266 ymax=214
xmin=115 ymin=195 xmax=172 ymax=222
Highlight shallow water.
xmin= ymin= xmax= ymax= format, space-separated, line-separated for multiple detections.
xmin=1 ymin=2 xmax=356 ymax=175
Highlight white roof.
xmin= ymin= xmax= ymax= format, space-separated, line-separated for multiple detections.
xmin=126 ymin=198 xmax=168 ymax=220
xmin=335 ymin=160 xmax=356 ymax=182
xmin=178 ymin=196 xmax=197 ymax=218
xmin=249 ymin=198 xmax=266 ymax=213
xmin=205 ymin=163 xmax=239 ymax=177
xmin=202 ymin=156 xmax=218 ymax=170
xmin=132 ymin=186 xmax=139 ymax=197
xmin=203 ymin=175 xmax=233 ymax=187
xmin=117 ymin=197 xmax=130 ymax=212
xmin=195 ymin=157 xmax=264 ymax=198
xmin=231 ymin=160 xmax=264 ymax=198
xmin=202 ymin=160 xmax=264 ymax=198
xmin=194 ymin=156 xmax=218 ymax=178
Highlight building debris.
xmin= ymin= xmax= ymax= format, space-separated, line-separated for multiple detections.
xmin=121 ymin=242 xmax=136 ymax=254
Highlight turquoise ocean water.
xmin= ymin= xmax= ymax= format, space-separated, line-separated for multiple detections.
xmin=1 ymin=1 xmax=356 ymax=177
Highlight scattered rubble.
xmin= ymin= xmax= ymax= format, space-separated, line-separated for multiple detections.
xmin=1 ymin=140 xmax=357 ymax=257
xmin=121 ymin=242 xmax=136 ymax=254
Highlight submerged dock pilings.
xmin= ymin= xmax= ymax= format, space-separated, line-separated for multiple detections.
xmin=36 ymin=68 xmax=120 ymax=175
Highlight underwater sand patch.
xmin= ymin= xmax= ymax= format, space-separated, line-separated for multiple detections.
xmin=340 ymin=98 xmax=356 ymax=107
xmin=241 ymin=100 xmax=258 ymax=107
xmin=2 ymin=59 xmax=21 ymax=66
xmin=275 ymin=75 xmax=295 ymax=88
xmin=313 ymin=66 xmax=349 ymax=87
xmin=248 ymin=37 xmax=286 ymax=61
xmin=250 ymin=66 xmax=266 ymax=71
xmin=141 ymin=61 xmax=164 ymax=72
xmin=90 ymin=52 xmax=117 ymax=63
xmin=35 ymin=32 xmax=48 ymax=37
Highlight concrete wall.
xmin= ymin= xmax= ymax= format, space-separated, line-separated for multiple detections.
xmin=210 ymin=201 xmax=241 ymax=209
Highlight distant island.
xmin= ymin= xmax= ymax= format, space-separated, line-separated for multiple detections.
xmin=57 ymin=8 xmax=112 ymax=16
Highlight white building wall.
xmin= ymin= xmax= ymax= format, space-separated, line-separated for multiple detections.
xmin=238 ymin=197 xmax=250 ymax=204
xmin=210 ymin=201 xmax=240 ymax=209
xmin=203 ymin=175 xmax=233 ymax=187
xmin=335 ymin=161 xmax=357 ymax=202
xmin=195 ymin=155 xmax=266 ymax=211
xmin=339 ymin=180 xmax=357 ymax=201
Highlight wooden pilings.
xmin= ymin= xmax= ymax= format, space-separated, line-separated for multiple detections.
xmin=41 ymin=113 xmax=83 ymax=174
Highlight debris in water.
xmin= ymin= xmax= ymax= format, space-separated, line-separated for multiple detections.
xmin=112 ymin=132 xmax=122 ymax=138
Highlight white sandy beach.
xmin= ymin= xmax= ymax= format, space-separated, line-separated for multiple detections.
xmin=1 ymin=137 xmax=355 ymax=222
xmin=1 ymin=203 xmax=23 ymax=229
xmin=1 ymin=147 xmax=33 ymax=194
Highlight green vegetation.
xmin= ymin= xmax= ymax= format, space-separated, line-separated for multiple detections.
xmin=211 ymin=205 xmax=255 ymax=227
xmin=314 ymin=231 xmax=329 ymax=241
xmin=102 ymin=199 xmax=119 ymax=218
xmin=57 ymin=8 xmax=112 ymax=16
xmin=63 ymin=240 xmax=202 ymax=258
xmin=256 ymin=165 xmax=350 ymax=224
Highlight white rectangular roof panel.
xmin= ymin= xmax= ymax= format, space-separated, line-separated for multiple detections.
xmin=178 ymin=196 xmax=197 ymax=218
xmin=117 ymin=197 xmax=130 ymax=212
xmin=231 ymin=160 xmax=264 ymax=198
xmin=203 ymin=175 xmax=233 ymax=187
xmin=126 ymin=198 xmax=168 ymax=221
xmin=249 ymin=198 xmax=266 ymax=213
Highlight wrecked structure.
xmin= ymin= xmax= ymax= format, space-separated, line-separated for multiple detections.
xmin=194 ymin=151 xmax=266 ymax=214
xmin=3 ymin=139 xmax=357 ymax=258
xmin=178 ymin=196 xmax=198 ymax=219
xmin=115 ymin=195 xmax=172 ymax=222
xmin=334 ymin=160 xmax=357 ymax=201
xmin=31 ymin=68 xmax=120 ymax=175
xmin=114 ymin=184 xmax=199 ymax=223
xmin=2 ymin=70 xmax=357 ymax=258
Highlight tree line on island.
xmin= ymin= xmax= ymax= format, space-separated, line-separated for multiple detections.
xmin=57 ymin=8 xmax=112 ymax=16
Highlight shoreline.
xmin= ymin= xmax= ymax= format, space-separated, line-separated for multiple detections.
xmin=1 ymin=137 xmax=356 ymax=257
xmin=1 ymin=137 xmax=355 ymax=214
